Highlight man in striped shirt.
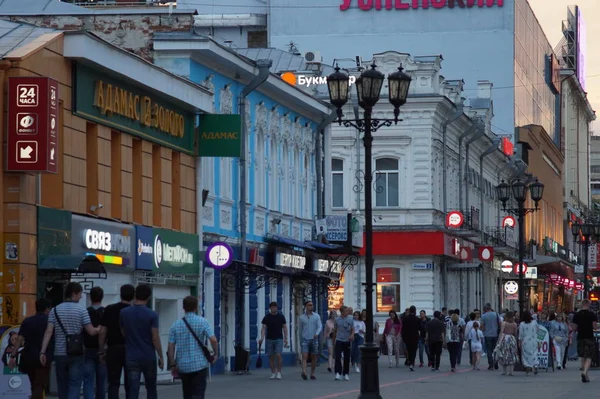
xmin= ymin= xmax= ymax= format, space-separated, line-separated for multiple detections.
xmin=40 ymin=282 xmax=100 ymax=399
xmin=167 ymin=296 xmax=218 ymax=399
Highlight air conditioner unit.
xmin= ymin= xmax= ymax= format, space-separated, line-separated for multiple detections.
xmin=303 ymin=51 xmax=322 ymax=63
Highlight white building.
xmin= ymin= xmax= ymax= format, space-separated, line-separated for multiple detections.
xmin=324 ymin=52 xmax=516 ymax=317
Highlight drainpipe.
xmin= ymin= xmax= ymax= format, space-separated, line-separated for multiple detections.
xmin=316 ymin=111 xmax=338 ymax=219
xmin=458 ymin=121 xmax=481 ymax=211
xmin=441 ymin=109 xmax=463 ymax=214
xmin=479 ymin=138 xmax=501 ymax=307
xmin=238 ymin=59 xmax=271 ymax=351
xmin=464 ymin=128 xmax=485 ymax=213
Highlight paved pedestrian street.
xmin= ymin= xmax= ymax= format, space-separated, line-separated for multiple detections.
xmin=51 ymin=352 xmax=600 ymax=399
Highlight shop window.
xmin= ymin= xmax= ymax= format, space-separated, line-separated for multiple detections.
xmin=375 ymin=158 xmax=399 ymax=207
xmin=331 ymin=158 xmax=344 ymax=208
xmin=376 ymin=268 xmax=400 ymax=313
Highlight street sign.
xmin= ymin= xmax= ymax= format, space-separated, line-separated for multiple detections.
xmin=7 ymin=77 xmax=59 ymax=173
xmin=325 ymin=215 xmax=347 ymax=242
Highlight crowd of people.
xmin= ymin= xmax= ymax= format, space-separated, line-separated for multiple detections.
xmin=5 ymin=282 xmax=218 ymax=399
xmin=259 ymin=299 xmax=599 ymax=384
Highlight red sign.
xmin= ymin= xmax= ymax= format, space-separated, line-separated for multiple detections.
xmin=513 ymin=263 xmax=528 ymax=274
xmin=502 ymin=215 xmax=516 ymax=228
xmin=340 ymin=0 xmax=504 ymax=11
xmin=460 ymin=247 xmax=472 ymax=262
xmin=446 ymin=211 xmax=464 ymax=228
xmin=478 ymin=246 xmax=494 ymax=261
xmin=7 ymin=77 xmax=58 ymax=173
xmin=501 ymin=137 xmax=514 ymax=157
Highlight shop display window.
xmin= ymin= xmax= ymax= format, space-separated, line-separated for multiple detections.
xmin=376 ymin=268 xmax=401 ymax=313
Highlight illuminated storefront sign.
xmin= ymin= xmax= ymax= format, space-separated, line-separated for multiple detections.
xmin=340 ymin=0 xmax=503 ymax=11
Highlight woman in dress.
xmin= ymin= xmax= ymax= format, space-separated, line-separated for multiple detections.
xmin=549 ymin=312 xmax=569 ymax=370
xmin=351 ymin=311 xmax=366 ymax=373
xmin=518 ymin=310 xmax=540 ymax=375
xmin=383 ymin=310 xmax=402 ymax=367
xmin=469 ymin=321 xmax=484 ymax=370
xmin=495 ymin=311 xmax=519 ymax=376
xmin=324 ymin=310 xmax=337 ymax=372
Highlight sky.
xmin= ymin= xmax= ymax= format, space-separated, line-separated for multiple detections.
xmin=528 ymin=0 xmax=599 ymax=132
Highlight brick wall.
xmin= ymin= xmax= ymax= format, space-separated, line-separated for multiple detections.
xmin=7 ymin=13 xmax=194 ymax=61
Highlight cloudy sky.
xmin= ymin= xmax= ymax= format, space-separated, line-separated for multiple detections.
xmin=528 ymin=0 xmax=599 ymax=132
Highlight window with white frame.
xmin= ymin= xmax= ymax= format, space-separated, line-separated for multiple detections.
xmin=304 ymin=154 xmax=310 ymax=218
xmin=375 ymin=158 xmax=399 ymax=207
xmin=220 ymin=158 xmax=232 ymax=199
xmin=376 ymin=267 xmax=401 ymax=313
xmin=293 ymin=151 xmax=299 ymax=215
xmin=331 ymin=158 xmax=344 ymax=208
xmin=270 ymin=138 xmax=279 ymax=211
xmin=201 ymin=157 xmax=214 ymax=194
xmin=256 ymin=131 xmax=265 ymax=206
xmin=283 ymin=142 xmax=290 ymax=214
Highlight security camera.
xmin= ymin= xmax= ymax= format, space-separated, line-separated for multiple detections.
xmin=98 ymin=204 xmax=104 ymax=209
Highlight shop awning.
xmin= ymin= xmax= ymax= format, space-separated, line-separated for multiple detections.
xmin=306 ymin=241 xmax=345 ymax=251
xmin=265 ymin=234 xmax=316 ymax=250
xmin=39 ymin=254 xmax=106 ymax=274
xmin=529 ymin=255 xmax=575 ymax=279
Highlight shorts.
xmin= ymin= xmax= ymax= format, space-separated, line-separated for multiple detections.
xmin=301 ymin=338 xmax=319 ymax=355
xmin=265 ymin=339 xmax=283 ymax=356
xmin=326 ymin=337 xmax=334 ymax=348
xmin=577 ymin=339 xmax=596 ymax=359
xmin=470 ymin=342 xmax=483 ymax=353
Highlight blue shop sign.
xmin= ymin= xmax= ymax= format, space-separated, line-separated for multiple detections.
xmin=136 ymin=225 xmax=155 ymax=271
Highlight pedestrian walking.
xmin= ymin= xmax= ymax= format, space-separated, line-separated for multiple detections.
xmin=9 ymin=298 xmax=53 ymax=399
xmin=298 ymin=301 xmax=322 ymax=380
xmin=167 ymin=296 xmax=218 ymax=399
xmin=445 ymin=314 xmax=463 ymax=372
xmin=258 ymin=302 xmax=288 ymax=380
xmin=417 ymin=310 xmax=430 ymax=368
xmin=454 ymin=309 xmax=466 ymax=365
xmin=426 ymin=311 xmax=445 ymax=371
xmin=383 ymin=311 xmax=402 ymax=368
xmin=401 ymin=306 xmax=420 ymax=371
xmin=518 ymin=310 xmax=539 ymax=376
xmin=495 ymin=312 xmax=518 ymax=376
xmin=40 ymin=282 xmax=100 ymax=399
xmin=120 ymin=284 xmax=164 ymax=399
xmin=350 ymin=311 xmax=365 ymax=373
xmin=83 ymin=287 xmax=106 ymax=399
xmin=572 ymin=299 xmax=598 ymax=383
xmin=468 ymin=321 xmax=484 ymax=370
xmin=98 ymin=284 xmax=134 ymax=399
xmin=464 ymin=312 xmax=477 ymax=365
xmin=549 ymin=313 xmax=569 ymax=370
xmin=480 ymin=303 xmax=501 ymax=370
xmin=333 ymin=306 xmax=354 ymax=381
xmin=323 ymin=311 xmax=337 ymax=373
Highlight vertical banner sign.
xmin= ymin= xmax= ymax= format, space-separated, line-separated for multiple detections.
xmin=6 ymin=77 xmax=58 ymax=173
xmin=536 ymin=325 xmax=550 ymax=369
xmin=198 ymin=114 xmax=242 ymax=157
xmin=0 ymin=326 xmax=31 ymax=398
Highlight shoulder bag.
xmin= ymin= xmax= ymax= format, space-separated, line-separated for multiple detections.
xmin=54 ymin=307 xmax=84 ymax=356
xmin=182 ymin=317 xmax=214 ymax=363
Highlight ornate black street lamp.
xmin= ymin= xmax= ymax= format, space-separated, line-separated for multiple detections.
xmin=327 ymin=64 xmax=411 ymax=398
xmin=572 ymin=222 xmax=595 ymax=298
xmin=496 ymin=178 xmax=544 ymax=316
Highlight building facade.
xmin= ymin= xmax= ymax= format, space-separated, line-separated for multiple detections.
xmin=153 ymin=34 xmax=333 ymax=373
xmin=0 ymin=25 xmax=212 ymax=382
xmin=325 ymin=52 xmax=514 ymax=321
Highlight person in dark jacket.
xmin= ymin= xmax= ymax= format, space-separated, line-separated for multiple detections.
xmin=401 ymin=306 xmax=421 ymax=371
xmin=84 ymin=287 xmax=106 ymax=399
xmin=426 ymin=311 xmax=446 ymax=371
xmin=9 ymin=298 xmax=53 ymax=399
xmin=418 ymin=310 xmax=431 ymax=367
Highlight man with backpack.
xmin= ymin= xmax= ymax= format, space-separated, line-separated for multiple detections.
xmin=84 ymin=287 xmax=106 ymax=399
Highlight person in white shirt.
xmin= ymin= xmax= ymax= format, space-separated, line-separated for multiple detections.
xmin=469 ymin=322 xmax=484 ymax=370
xmin=350 ymin=311 xmax=366 ymax=373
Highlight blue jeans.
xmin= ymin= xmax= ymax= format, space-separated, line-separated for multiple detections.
xmin=55 ymin=355 xmax=86 ymax=399
xmin=484 ymin=337 xmax=498 ymax=367
xmin=126 ymin=360 xmax=157 ymax=399
xmin=351 ymin=335 xmax=364 ymax=364
xmin=84 ymin=348 xmax=107 ymax=399
xmin=418 ymin=339 xmax=430 ymax=365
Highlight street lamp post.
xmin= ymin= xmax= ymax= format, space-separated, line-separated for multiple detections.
xmin=496 ymin=178 xmax=544 ymax=317
xmin=572 ymin=222 xmax=595 ymax=299
xmin=327 ymin=64 xmax=411 ymax=398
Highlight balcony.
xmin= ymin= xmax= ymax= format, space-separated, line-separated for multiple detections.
xmin=452 ymin=208 xmax=481 ymax=239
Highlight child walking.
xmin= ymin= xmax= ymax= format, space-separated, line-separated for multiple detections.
xmin=469 ymin=321 xmax=484 ymax=370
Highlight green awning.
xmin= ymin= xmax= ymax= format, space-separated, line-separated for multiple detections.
xmin=39 ymin=254 xmax=106 ymax=274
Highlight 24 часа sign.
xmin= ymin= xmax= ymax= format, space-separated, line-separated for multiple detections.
xmin=135 ymin=226 xmax=199 ymax=275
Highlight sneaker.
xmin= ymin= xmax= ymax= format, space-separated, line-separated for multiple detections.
xmin=355 ymin=366 xmax=360 ymax=373
xmin=335 ymin=373 xmax=341 ymax=380
xmin=409 ymin=366 xmax=414 ymax=372
xmin=327 ymin=367 xmax=332 ymax=372
xmin=270 ymin=374 xmax=276 ymax=379
xmin=431 ymin=367 xmax=435 ymax=371
xmin=419 ymin=363 xmax=424 ymax=368
xmin=344 ymin=374 xmax=350 ymax=381
xmin=276 ymin=372 xmax=282 ymax=380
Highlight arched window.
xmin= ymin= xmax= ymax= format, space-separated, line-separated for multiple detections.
xmin=270 ymin=138 xmax=278 ymax=211
xmin=375 ymin=158 xmax=399 ymax=207
xmin=201 ymin=158 xmax=214 ymax=193
xmin=331 ymin=158 xmax=344 ymax=209
xmin=376 ymin=267 xmax=401 ymax=313
xmin=283 ymin=141 xmax=289 ymax=214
